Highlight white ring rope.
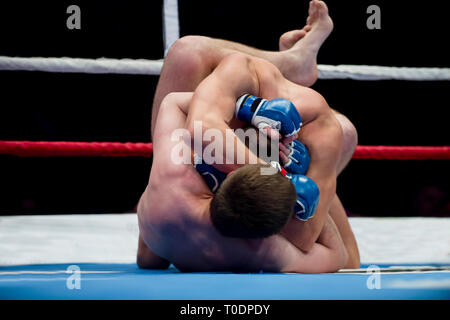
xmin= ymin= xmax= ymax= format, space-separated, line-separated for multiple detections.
xmin=1 ymin=0 xmax=447 ymax=81
xmin=0 ymin=56 xmax=449 ymax=80
xmin=318 ymin=64 xmax=450 ymax=81
xmin=0 ymin=56 xmax=164 ymax=75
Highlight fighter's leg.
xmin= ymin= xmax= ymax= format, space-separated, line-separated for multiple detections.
xmin=151 ymin=35 xmax=282 ymax=134
xmin=328 ymin=195 xmax=360 ymax=269
xmin=328 ymin=111 xmax=360 ymax=268
xmin=210 ymin=0 xmax=334 ymax=87
xmin=334 ymin=112 xmax=358 ymax=175
xmin=277 ymin=0 xmax=334 ymax=87
xmin=151 ymin=35 xmax=276 ymax=134
xmin=151 ymin=36 xmax=215 ymax=135
xmin=151 ymin=0 xmax=334 ymax=134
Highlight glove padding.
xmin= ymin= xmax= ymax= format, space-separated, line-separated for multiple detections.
xmin=283 ymin=140 xmax=310 ymax=175
xmin=289 ymin=174 xmax=320 ymax=221
xmin=194 ymin=154 xmax=227 ymax=193
xmin=236 ymin=94 xmax=302 ymax=137
xmin=270 ymin=161 xmax=319 ymax=221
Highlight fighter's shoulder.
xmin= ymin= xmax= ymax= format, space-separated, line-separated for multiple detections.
xmin=287 ymin=86 xmax=330 ymax=124
xmin=150 ymin=161 xmax=212 ymax=205
xmin=143 ymin=178 xmax=208 ymax=228
xmin=251 ymin=57 xmax=284 ymax=83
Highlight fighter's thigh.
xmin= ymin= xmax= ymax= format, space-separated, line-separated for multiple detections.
xmin=328 ymin=195 xmax=360 ymax=268
xmin=332 ymin=110 xmax=358 ymax=174
xmin=166 ymin=36 xmax=236 ymax=72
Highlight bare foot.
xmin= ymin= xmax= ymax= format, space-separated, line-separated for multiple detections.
xmin=279 ymin=26 xmax=311 ymax=51
xmin=278 ymin=0 xmax=334 ymax=87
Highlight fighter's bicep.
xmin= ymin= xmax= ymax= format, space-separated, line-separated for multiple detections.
xmin=188 ymin=53 xmax=260 ymax=122
xmin=187 ymin=74 xmax=238 ymax=125
xmin=152 ymin=95 xmax=192 ymax=175
xmin=293 ymin=87 xmax=329 ymax=124
xmin=153 ymin=94 xmax=189 ymax=143
xmin=276 ymin=240 xmax=342 ymax=273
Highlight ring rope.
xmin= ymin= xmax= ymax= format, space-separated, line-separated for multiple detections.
xmin=0 ymin=141 xmax=448 ymax=160
xmin=0 ymin=56 xmax=164 ymax=75
xmin=317 ymin=64 xmax=450 ymax=81
xmin=352 ymin=145 xmax=450 ymax=160
xmin=1 ymin=56 xmax=449 ymax=81
xmin=0 ymin=141 xmax=153 ymax=158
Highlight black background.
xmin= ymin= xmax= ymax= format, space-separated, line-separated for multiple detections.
xmin=0 ymin=0 xmax=448 ymax=216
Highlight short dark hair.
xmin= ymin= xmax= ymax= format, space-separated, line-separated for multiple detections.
xmin=210 ymin=164 xmax=297 ymax=238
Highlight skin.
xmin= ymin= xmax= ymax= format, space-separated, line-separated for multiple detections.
xmin=138 ymin=91 xmax=348 ymax=273
xmin=185 ymin=52 xmax=345 ymax=256
xmin=137 ymin=0 xmax=360 ymax=272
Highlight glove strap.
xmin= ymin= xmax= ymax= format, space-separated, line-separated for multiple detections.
xmin=235 ymin=94 xmax=266 ymax=124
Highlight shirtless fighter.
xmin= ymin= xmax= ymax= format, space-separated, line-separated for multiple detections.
xmin=137 ymin=0 xmax=360 ymax=272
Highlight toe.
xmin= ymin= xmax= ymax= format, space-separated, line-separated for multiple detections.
xmin=279 ymin=30 xmax=306 ymax=51
xmin=316 ymin=1 xmax=329 ymax=17
xmin=303 ymin=25 xmax=312 ymax=32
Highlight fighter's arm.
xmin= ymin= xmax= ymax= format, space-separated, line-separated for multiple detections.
xmin=137 ymin=92 xmax=193 ymax=270
xmin=136 ymin=233 xmax=170 ymax=269
xmin=153 ymin=91 xmax=192 ymax=151
xmin=281 ymin=94 xmax=343 ymax=252
xmin=267 ymin=214 xmax=348 ymax=273
xmin=185 ymin=53 xmax=264 ymax=172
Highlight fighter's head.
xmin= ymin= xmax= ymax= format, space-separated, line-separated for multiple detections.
xmin=210 ymin=163 xmax=296 ymax=238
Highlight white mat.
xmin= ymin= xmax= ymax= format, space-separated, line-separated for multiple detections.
xmin=0 ymin=214 xmax=449 ymax=266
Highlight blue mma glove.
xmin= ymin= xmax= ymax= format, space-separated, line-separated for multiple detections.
xmin=235 ymin=94 xmax=302 ymax=138
xmin=289 ymin=173 xmax=320 ymax=221
xmin=283 ymin=140 xmax=310 ymax=175
xmin=270 ymin=161 xmax=319 ymax=221
xmin=194 ymin=154 xmax=227 ymax=193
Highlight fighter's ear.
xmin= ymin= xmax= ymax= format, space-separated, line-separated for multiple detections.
xmin=227 ymin=170 xmax=235 ymax=177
